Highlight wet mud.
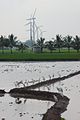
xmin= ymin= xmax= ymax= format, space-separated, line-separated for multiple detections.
xmin=1 ymin=70 xmax=80 ymax=120
xmin=13 ymin=70 xmax=80 ymax=90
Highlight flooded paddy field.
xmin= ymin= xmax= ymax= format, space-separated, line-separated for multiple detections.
xmin=0 ymin=61 xmax=80 ymax=120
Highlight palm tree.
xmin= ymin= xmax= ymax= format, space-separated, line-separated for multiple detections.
xmin=0 ymin=35 xmax=4 ymax=54
xmin=20 ymin=43 xmax=27 ymax=53
xmin=73 ymin=35 xmax=80 ymax=52
xmin=17 ymin=41 xmax=29 ymax=53
xmin=64 ymin=35 xmax=72 ymax=52
xmin=8 ymin=34 xmax=17 ymax=54
xmin=45 ymin=40 xmax=54 ymax=53
xmin=55 ymin=34 xmax=63 ymax=53
xmin=19 ymin=43 xmax=24 ymax=53
xmin=37 ymin=37 xmax=45 ymax=53
xmin=4 ymin=37 xmax=10 ymax=48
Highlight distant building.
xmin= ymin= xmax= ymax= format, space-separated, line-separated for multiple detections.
xmin=24 ymin=40 xmax=35 ymax=48
xmin=33 ymin=44 xmax=41 ymax=53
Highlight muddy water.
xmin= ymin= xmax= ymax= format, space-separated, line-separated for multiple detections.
xmin=61 ymin=75 xmax=80 ymax=120
xmin=39 ymin=75 xmax=80 ymax=120
xmin=0 ymin=62 xmax=80 ymax=120
xmin=0 ymin=94 xmax=53 ymax=120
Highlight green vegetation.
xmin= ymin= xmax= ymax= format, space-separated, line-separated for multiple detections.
xmin=61 ymin=118 xmax=65 ymax=120
xmin=0 ymin=34 xmax=80 ymax=61
xmin=0 ymin=49 xmax=80 ymax=61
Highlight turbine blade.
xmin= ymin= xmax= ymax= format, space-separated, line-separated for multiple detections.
xmin=33 ymin=8 xmax=37 ymax=17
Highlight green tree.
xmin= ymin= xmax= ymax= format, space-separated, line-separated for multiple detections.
xmin=8 ymin=34 xmax=17 ymax=54
xmin=17 ymin=41 xmax=29 ymax=53
xmin=64 ymin=35 xmax=72 ymax=52
xmin=73 ymin=35 xmax=80 ymax=52
xmin=19 ymin=43 xmax=24 ymax=53
xmin=0 ymin=35 xmax=4 ymax=54
xmin=45 ymin=40 xmax=54 ymax=53
xmin=37 ymin=37 xmax=45 ymax=53
xmin=55 ymin=34 xmax=63 ymax=52
xmin=4 ymin=37 xmax=10 ymax=48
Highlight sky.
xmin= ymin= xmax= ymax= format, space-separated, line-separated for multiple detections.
xmin=0 ymin=0 xmax=80 ymax=41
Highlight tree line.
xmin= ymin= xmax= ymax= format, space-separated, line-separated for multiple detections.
xmin=37 ymin=35 xmax=80 ymax=53
xmin=0 ymin=34 xmax=80 ymax=54
xmin=0 ymin=34 xmax=28 ymax=54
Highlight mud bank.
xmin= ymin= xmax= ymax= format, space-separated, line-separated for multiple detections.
xmin=0 ymin=89 xmax=6 ymax=93
xmin=0 ymin=90 xmax=6 ymax=97
xmin=0 ymin=88 xmax=69 ymax=120
xmin=20 ymin=70 xmax=80 ymax=90
xmin=42 ymin=99 xmax=69 ymax=120
xmin=9 ymin=88 xmax=69 ymax=120
xmin=1 ymin=70 xmax=80 ymax=120
xmin=9 ymin=88 xmax=69 ymax=102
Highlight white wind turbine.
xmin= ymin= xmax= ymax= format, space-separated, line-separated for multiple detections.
xmin=40 ymin=30 xmax=46 ymax=38
xmin=26 ymin=16 xmax=33 ymax=43
xmin=26 ymin=9 xmax=36 ymax=47
xmin=35 ymin=24 xmax=43 ymax=40
xmin=38 ymin=27 xmax=46 ymax=38
xmin=31 ymin=8 xmax=36 ymax=42
xmin=25 ymin=19 xmax=33 ymax=50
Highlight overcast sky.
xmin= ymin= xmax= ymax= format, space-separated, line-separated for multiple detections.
xmin=0 ymin=0 xmax=80 ymax=41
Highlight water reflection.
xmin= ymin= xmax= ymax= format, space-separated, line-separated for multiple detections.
xmin=0 ymin=94 xmax=54 ymax=120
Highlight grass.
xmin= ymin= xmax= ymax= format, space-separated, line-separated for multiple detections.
xmin=0 ymin=49 xmax=80 ymax=61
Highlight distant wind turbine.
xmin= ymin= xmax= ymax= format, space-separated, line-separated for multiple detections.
xmin=26 ymin=16 xmax=33 ymax=42
xmin=35 ymin=24 xmax=43 ymax=40
xmin=32 ymin=8 xmax=36 ymax=42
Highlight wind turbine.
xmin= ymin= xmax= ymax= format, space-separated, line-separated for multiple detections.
xmin=38 ymin=27 xmax=46 ymax=38
xmin=26 ymin=15 xmax=33 ymax=50
xmin=31 ymin=8 xmax=36 ymax=42
xmin=35 ymin=24 xmax=43 ymax=40
xmin=40 ymin=30 xmax=46 ymax=38
xmin=26 ymin=8 xmax=36 ymax=48
xmin=26 ymin=16 xmax=33 ymax=42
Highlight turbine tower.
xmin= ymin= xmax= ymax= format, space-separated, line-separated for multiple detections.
xmin=26 ymin=9 xmax=46 ymax=47
xmin=26 ymin=9 xmax=36 ymax=43
xmin=25 ymin=18 xmax=32 ymax=42
xmin=40 ymin=29 xmax=46 ymax=38
xmin=35 ymin=24 xmax=43 ymax=40
xmin=26 ymin=18 xmax=33 ymax=49
xmin=32 ymin=8 xmax=36 ymax=42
